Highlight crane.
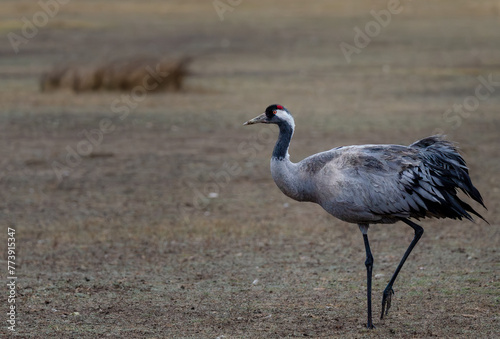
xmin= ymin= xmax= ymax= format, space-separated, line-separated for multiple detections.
xmin=243 ymin=104 xmax=486 ymax=329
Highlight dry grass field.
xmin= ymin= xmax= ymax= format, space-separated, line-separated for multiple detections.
xmin=1 ymin=0 xmax=499 ymax=337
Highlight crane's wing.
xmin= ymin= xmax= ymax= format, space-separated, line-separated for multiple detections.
xmin=342 ymin=136 xmax=486 ymax=222
xmin=303 ymin=136 xmax=486 ymax=223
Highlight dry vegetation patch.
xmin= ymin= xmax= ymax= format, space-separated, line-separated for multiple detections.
xmin=40 ymin=57 xmax=191 ymax=93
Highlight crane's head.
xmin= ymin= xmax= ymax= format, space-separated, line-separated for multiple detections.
xmin=243 ymin=104 xmax=294 ymax=127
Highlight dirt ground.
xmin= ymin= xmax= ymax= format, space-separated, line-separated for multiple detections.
xmin=1 ymin=0 xmax=499 ymax=338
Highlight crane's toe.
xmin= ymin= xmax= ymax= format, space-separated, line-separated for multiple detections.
xmin=380 ymin=287 xmax=395 ymax=319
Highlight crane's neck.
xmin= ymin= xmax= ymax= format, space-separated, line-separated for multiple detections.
xmin=270 ymin=120 xmax=311 ymax=202
xmin=272 ymin=121 xmax=294 ymax=161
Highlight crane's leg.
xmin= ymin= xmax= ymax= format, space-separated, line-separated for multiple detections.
xmin=381 ymin=218 xmax=424 ymax=319
xmin=359 ymin=224 xmax=375 ymax=329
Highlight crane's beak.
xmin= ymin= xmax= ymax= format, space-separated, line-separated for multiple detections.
xmin=243 ymin=113 xmax=268 ymax=125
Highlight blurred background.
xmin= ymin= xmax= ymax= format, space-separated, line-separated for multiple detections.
xmin=1 ymin=0 xmax=499 ymax=337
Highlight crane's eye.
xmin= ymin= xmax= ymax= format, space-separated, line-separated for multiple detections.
xmin=273 ymin=110 xmax=277 ymax=115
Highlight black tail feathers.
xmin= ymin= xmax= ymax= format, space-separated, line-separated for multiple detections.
xmin=410 ymin=135 xmax=487 ymax=223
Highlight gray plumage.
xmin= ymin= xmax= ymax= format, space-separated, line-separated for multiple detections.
xmin=272 ymin=137 xmax=486 ymax=225
xmin=244 ymin=104 xmax=486 ymax=328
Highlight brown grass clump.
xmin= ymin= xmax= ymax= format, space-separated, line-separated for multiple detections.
xmin=40 ymin=56 xmax=191 ymax=93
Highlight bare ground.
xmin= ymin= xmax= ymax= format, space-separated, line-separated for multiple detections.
xmin=1 ymin=1 xmax=499 ymax=338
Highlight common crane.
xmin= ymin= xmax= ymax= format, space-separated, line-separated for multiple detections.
xmin=243 ymin=104 xmax=486 ymax=329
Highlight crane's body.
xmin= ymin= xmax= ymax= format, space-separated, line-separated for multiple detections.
xmin=271 ymin=141 xmax=483 ymax=225
xmin=244 ymin=104 xmax=486 ymax=329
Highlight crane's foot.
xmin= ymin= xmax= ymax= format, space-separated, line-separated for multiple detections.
xmin=380 ymin=287 xmax=394 ymax=319
xmin=367 ymin=322 xmax=376 ymax=329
